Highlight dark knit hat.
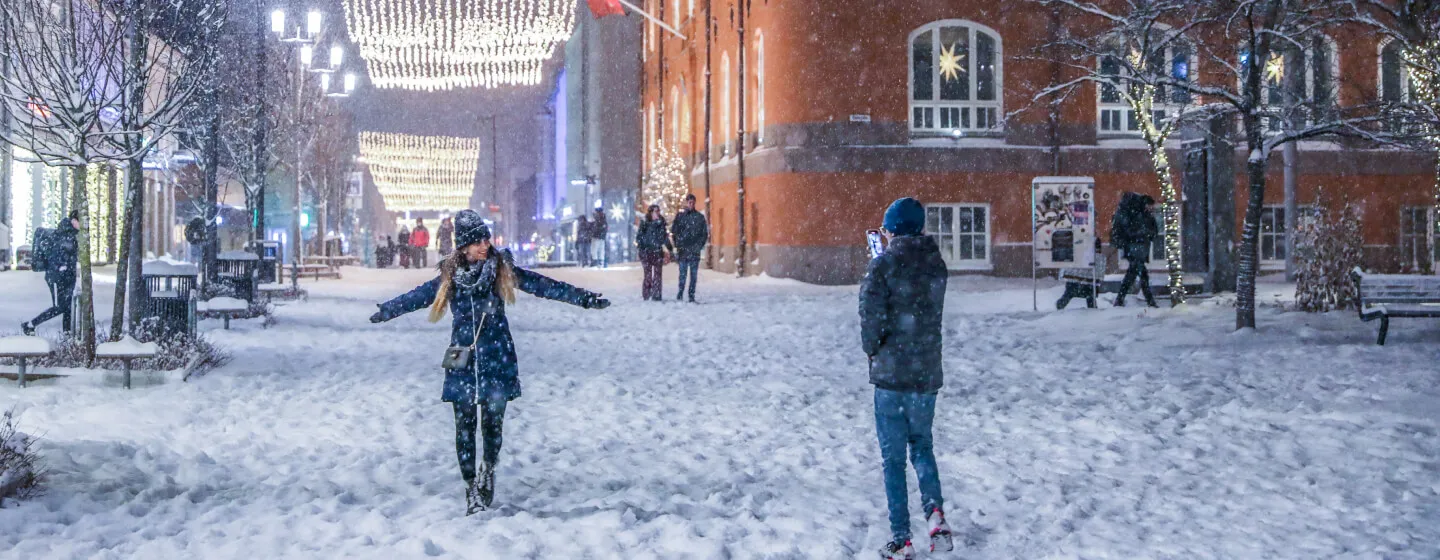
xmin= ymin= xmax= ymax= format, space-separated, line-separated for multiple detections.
xmin=453 ymin=209 xmax=491 ymax=248
xmin=883 ymin=197 xmax=926 ymax=236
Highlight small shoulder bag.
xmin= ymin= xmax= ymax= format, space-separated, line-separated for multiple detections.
xmin=442 ymin=312 xmax=488 ymax=369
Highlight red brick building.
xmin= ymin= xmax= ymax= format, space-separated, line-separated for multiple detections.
xmin=641 ymin=1 xmax=1438 ymax=284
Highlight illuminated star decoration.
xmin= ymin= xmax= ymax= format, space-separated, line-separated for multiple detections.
xmin=609 ymin=202 xmax=627 ymax=222
xmin=1265 ymin=54 xmax=1285 ymax=84
xmin=938 ymin=42 xmax=966 ymax=82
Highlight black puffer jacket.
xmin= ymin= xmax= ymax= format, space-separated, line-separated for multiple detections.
xmin=1111 ymin=192 xmax=1157 ymax=262
xmin=46 ymin=218 xmax=80 ymax=284
xmin=671 ymin=209 xmax=709 ymax=260
xmin=859 ymin=235 xmax=948 ymax=393
xmin=636 ymin=217 xmax=673 ymax=255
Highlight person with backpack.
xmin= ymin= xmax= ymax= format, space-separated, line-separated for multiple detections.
xmin=368 ymin=210 xmax=610 ymax=515
xmin=397 ymin=225 xmax=411 ymax=269
xmin=670 ymin=194 xmax=709 ymax=303
xmin=861 ymin=198 xmax=954 ymax=560
xmin=22 ymin=212 xmax=80 ymax=336
xmin=1111 ymin=192 xmax=1159 ymax=307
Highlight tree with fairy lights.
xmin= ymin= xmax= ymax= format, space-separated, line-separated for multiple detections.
xmin=643 ymin=144 xmax=690 ymax=218
xmin=1036 ymin=0 xmax=1203 ymax=307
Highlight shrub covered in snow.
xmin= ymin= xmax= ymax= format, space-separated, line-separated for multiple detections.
xmin=0 ymin=409 xmax=44 ymax=506
xmin=0 ymin=332 xmax=230 ymax=376
xmin=1294 ymin=190 xmax=1363 ymax=313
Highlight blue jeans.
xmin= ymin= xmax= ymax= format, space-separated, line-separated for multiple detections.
xmin=676 ymin=257 xmax=700 ymax=299
xmin=874 ymin=388 xmax=943 ymax=542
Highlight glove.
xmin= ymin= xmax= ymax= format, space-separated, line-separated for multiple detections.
xmin=369 ymin=306 xmax=387 ymax=323
xmin=583 ymin=294 xmax=611 ymax=310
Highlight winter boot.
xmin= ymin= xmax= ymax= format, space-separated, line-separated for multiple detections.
xmin=477 ymin=461 xmax=496 ymax=509
xmin=20 ymin=322 xmax=35 ymax=336
xmin=1113 ymin=295 xmax=1126 ymax=307
xmin=464 ymin=480 xmax=483 ymax=516
xmin=927 ymin=509 xmax=954 ymax=552
xmin=878 ymin=539 xmax=915 ymax=560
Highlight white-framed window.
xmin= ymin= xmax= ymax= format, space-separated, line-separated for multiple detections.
xmin=1379 ymin=39 xmax=1421 ymax=134
xmin=755 ymin=30 xmax=766 ymax=147
xmin=672 ymin=0 xmax=679 ymax=28
xmin=680 ymin=79 xmax=691 ymax=145
xmin=670 ymin=85 xmax=680 ymax=144
xmin=1240 ymin=35 xmax=1338 ymax=132
xmin=909 ymin=21 xmax=1003 ymax=135
xmin=925 ymin=203 xmax=991 ymax=269
xmin=1148 ymin=206 xmax=1181 ymax=262
xmin=1260 ymin=206 xmax=1290 ymax=265
xmin=1097 ymin=36 xmax=1195 ymax=135
xmin=646 ymin=102 xmax=655 ymax=165
xmin=721 ymin=52 xmax=732 ymax=154
xmin=688 ymin=0 xmax=693 ymax=18
xmin=1400 ymin=206 xmax=1436 ymax=272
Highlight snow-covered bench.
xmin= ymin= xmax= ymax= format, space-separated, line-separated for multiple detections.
xmin=1352 ymin=268 xmax=1440 ymax=345
xmin=198 ymin=297 xmax=250 ymax=329
xmin=96 ymin=337 xmax=157 ymax=390
xmin=0 ymin=336 xmax=51 ymax=388
xmin=291 ymin=263 xmax=340 ymax=281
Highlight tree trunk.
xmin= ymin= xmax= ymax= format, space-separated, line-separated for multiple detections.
xmin=1148 ymin=147 xmax=1186 ymax=307
xmin=125 ymin=158 xmax=145 ymax=333
xmin=1283 ymin=141 xmax=1298 ymax=281
xmin=70 ymin=166 xmax=95 ymax=361
xmin=105 ymin=165 xmax=117 ymax=265
xmin=204 ymin=104 xmax=220 ymax=285
xmin=109 ymin=166 xmax=139 ymax=340
xmin=1236 ymin=152 xmax=1268 ymax=330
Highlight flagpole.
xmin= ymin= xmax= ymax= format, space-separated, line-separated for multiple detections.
xmin=615 ymin=0 xmax=687 ymax=40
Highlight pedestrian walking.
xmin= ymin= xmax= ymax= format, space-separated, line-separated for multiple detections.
xmin=185 ymin=216 xmax=205 ymax=264
xmin=369 ymin=209 xmax=611 ymax=515
xmin=438 ymin=217 xmax=455 ymax=256
xmin=591 ymin=208 xmax=609 ymax=267
xmin=670 ymin=194 xmax=709 ymax=303
xmin=636 ymin=204 xmax=673 ymax=302
xmin=412 ymin=218 xmax=431 ymax=269
xmin=397 ymin=225 xmax=411 ymax=269
xmin=1111 ymin=192 xmax=1159 ymax=307
xmin=21 ymin=212 xmax=80 ymax=336
xmin=575 ymin=215 xmax=592 ymax=267
xmin=860 ymin=198 xmax=954 ymax=560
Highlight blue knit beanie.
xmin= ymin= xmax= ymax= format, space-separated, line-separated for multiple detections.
xmin=883 ymin=198 xmax=926 ymax=236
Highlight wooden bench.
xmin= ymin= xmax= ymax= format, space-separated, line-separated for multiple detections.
xmin=198 ymin=297 xmax=250 ymax=329
xmin=1351 ymin=268 xmax=1440 ymax=345
xmin=0 ymin=335 xmax=51 ymax=388
xmin=96 ymin=337 xmax=158 ymax=390
xmin=256 ymin=283 xmax=302 ymax=303
xmin=290 ymin=263 xmax=341 ymax=281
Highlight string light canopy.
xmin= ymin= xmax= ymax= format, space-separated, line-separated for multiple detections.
xmin=360 ymin=131 xmax=482 ymax=211
xmin=344 ymin=0 xmax=576 ymax=91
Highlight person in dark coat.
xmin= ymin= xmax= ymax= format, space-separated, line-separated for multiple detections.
xmin=370 ymin=209 xmax=610 ymax=515
xmin=397 ymin=225 xmax=411 ymax=269
xmin=437 ymin=217 xmax=455 ymax=256
xmin=590 ymin=208 xmax=609 ymax=268
xmin=636 ymin=204 xmax=673 ymax=302
xmin=860 ymin=198 xmax=953 ymax=559
xmin=184 ymin=216 xmax=205 ymax=264
xmin=575 ymin=215 xmax=592 ymax=267
xmin=1111 ymin=192 xmax=1159 ymax=307
xmin=670 ymin=194 xmax=709 ymax=302
xmin=22 ymin=212 xmax=80 ymax=335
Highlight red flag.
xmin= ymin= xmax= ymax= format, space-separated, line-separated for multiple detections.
xmin=587 ymin=0 xmax=625 ymax=18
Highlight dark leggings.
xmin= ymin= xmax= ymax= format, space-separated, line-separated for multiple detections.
xmin=1117 ymin=257 xmax=1155 ymax=304
xmin=30 ymin=278 xmax=75 ymax=331
xmin=453 ymin=398 xmax=507 ymax=483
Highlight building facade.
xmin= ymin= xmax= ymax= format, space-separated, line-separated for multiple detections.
xmin=643 ymin=1 xmax=1439 ymax=284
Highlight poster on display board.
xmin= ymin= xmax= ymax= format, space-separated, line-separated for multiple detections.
xmin=1032 ymin=176 xmax=1096 ymax=269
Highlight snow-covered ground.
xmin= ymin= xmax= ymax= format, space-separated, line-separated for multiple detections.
xmin=0 ymin=266 xmax=1437 ymax=559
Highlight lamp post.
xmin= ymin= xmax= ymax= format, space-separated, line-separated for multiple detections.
xmin=269 ymin=7 xmax=355 ymax=288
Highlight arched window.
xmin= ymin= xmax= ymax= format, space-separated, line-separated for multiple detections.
xmin=1240 ymin=34 xmax=1338 ymax=130
xmin=721 ymin=52 xmax=732 ymax=153
xmin=909 ymin=20 xmax=1002 ymax=134
xmin=671 ymin=85 xmax=680 ymax=144
xmin=681 ymin=79 xmax=692 ymax=142
xmin=646 ymin=102 xmax=655 ymax=165
xmin=1380 ymin=39 xmax=1413 ymax=103
xmin=1097 ymin=33 xmax=1196 ymax=134
xmin=755 ymin=30 xmax=766 ymax=147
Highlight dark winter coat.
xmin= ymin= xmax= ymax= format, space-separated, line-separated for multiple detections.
xmin=184 ymin=217 xmax=205 ymax=244
xmin=671 ymin=209 xmax=709 ymax=260
xmin=576 ymin=218 xmax=593 ymax=245
xmin=591 ymin=213 xmax=609 ymax=240
xmin=437 ymin=221 xmax=455 ymax=255
xmin=46 ymin=219 xmax=79 ymax=285
xmin=1111 ymin=192 xmax=1157 ymax=262
xmin=636 ymin=217 xmax=673 ymax=255
xmin=397 ymin=227 xmax=411 ymax=246
xmin=859 ymin=235 xmax=947 ymax=394
xmin=375 ymin=249 xmax=599 ymax=403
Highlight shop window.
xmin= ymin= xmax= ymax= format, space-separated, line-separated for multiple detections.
xmin=909 ymin=21 xmax=1003 ymax=135
xmin=925 ymin=203 xmax=990 ymax=269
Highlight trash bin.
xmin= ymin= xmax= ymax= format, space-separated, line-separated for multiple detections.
xmin=251 ymin=240 xmax=282 ymax=284
xmin=139 ymin=260 xmax=198 ymax=338
xmin=215 ymin=250 xmax=260 ymax=302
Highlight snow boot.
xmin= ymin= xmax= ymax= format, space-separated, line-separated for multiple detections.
xmin=477 ymin=461 xmax=495 ymax=509
xmin=20 ymin=322 xmax=34 ymax=336
xmin=464 ymin=480 xmax=483 ymax=515
xmin=878 ymin=539 xmax=915 ymax=560
xmin=927 ymin=509 xmax=954 ymax=553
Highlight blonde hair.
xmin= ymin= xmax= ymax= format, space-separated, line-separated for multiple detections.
xmin=428 ymin=250 xmax=517 ymax=322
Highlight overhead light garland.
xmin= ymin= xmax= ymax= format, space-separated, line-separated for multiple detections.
xmin=344 ymin=0 xmax=575 ymax=91
xmin=360 ymin=131 xmax=481 ymax=211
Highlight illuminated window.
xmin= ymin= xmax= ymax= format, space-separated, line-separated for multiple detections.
xmin=910 ymin=21 xmax=1003 ymax=134
xmin=1097 ymin=33 xmax=1196 ymax=135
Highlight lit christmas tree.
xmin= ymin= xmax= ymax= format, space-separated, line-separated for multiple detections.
xmin=642 ymin=143 xmax=689 ymax=217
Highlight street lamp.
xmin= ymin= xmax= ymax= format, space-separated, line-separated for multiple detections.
xmin=268 ymin=7 xmax=355 ymax=288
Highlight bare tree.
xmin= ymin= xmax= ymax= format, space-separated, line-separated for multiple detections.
xmin=1036 ymin=0 xmax=1208 ymax=307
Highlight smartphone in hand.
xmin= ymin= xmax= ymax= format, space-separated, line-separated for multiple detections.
xmin=866 ymin=229 xmax=885 ymax=259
